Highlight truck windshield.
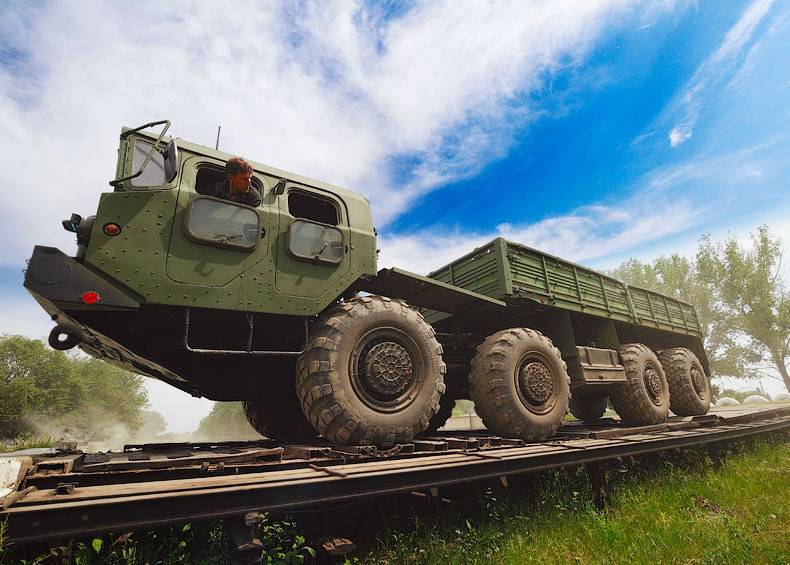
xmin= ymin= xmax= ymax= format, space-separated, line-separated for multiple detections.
xmin=131 ymin=140 xmax=169 ymax=187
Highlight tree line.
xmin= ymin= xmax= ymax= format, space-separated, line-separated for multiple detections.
xmin=0 ymin=335 xmax=148 ymax=441
xmin=609 ymin=226 xmax=789 ymax=393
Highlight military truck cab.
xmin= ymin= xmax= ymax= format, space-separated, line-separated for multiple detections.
xmin=28 ymin=122 xmax=376 ymax=395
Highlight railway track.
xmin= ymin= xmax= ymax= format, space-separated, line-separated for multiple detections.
xmin=2 ymin=405 xmax=789 ymax=546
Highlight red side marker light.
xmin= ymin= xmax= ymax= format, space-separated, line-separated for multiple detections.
xmin=103 ymin=223 xmax=121 ymax=236
xmin=82 ymin=291 xmax=101 ymax=305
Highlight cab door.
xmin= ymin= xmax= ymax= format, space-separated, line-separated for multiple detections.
xmin=166 ymin=157 xmax=273 ymax=287
xmin=274 ymin=185 xmax=350 ymax=298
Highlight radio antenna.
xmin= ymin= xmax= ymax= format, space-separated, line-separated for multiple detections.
xmin=215 ymin=126 xmax=222 ymax=150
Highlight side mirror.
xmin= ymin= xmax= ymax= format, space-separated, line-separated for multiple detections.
xmin=164 ymin=140 xmax=179 ymax=183
xmin=62 ymin=213 xmax=82 ymax=233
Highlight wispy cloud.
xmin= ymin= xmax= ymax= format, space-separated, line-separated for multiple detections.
xmin=637 ymin=0 xmax=775 ymax=148
xmin=668 ymin=126 xmax=692 ymax=147
xmin=0 ymin=1 xmax=676 ymax=266
xmin=380 ymin=135 xmax=789 ymax=274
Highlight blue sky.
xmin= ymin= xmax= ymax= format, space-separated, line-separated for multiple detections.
xmin=1 ymin=0 xmax=788 ymax=429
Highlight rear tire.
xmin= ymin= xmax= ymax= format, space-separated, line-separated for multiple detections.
xmin=243 ymin=376 xmax=318 ymax=443
xmin=469 ymin=328 xmax=570 ymax=441
xmin=296 ymin=296 xmax=446 ymax=446
xmin=569 ymin=395 xmax=608 ymax=422
xmin=659 ymin=347 xmax=711 ymax=416
xmin=610 ymin=343 xmax=669 ymax=425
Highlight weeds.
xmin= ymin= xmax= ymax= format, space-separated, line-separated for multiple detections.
xmin=0 ymin=437 xmax=56 ymax=453
xmin=365 ymin=437 xmax=790 ymax=564
xmin=0 ymin=515 xmax=314 ymax=565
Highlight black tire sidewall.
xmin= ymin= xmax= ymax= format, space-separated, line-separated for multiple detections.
xmin=661 ymin=348 xmax=711 ymax=416
xmin=612 ymin=344 xmax=669 ymax=424
xmin=471 ymin=329 xmax=570 ymax=440
xmin=331 ymin=304 xmax=443 ymax=433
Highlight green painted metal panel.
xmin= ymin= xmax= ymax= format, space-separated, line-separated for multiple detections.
xmin=274 ymin=184 xmax=352 ymax=298
xmin=427 ymin=239 xmax=509 ymax=299
xmin=429 ymin=238 xmax=703 ymax=338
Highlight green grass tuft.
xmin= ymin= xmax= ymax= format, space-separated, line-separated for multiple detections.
xmin=364 ymin=439 xmax=790 ymax=564
xmin=0 ymin=436 xmax=56 ymax=453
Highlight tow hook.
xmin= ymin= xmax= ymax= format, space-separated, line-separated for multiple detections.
xmin=48 ymin=326 xmax=80 ymax=351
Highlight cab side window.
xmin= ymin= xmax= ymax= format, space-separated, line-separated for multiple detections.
xmin=194 ymin=165 xmax=264 ymax=200
xmin=286 ymin=191 xmax=344 ymax=264
xmin=195 ymin=167 xmax=227 ymax=195
xmin=185 ymin=197 xmax=261 ymax=251
xmin=288 ymin=191 xmax=338 ymax=225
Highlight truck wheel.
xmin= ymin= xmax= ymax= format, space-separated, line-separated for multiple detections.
xmin=610 ymin=344 xmax=669 ymax=425
xmin=658 ymin=347 xmax=711 ymax=416
xmin=569 ymin=395 xmax=608 ymax=422
xmin=296 ymin=296 xmax=446 ymax=446
xmin=469 ymin=328 xmax=570 ymax=441
xmin=243 ymin=377 xmax=318 ymax=443
xmin=426 ymin=393 xmax=456 ymax=432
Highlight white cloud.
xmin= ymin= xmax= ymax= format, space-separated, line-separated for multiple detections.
xmin=668 ymin=126 xmax=692 ymax=147
xmin=380 ymin=135 xmax=789 ymax=275
xmin=0 ymin=0 xmax=676 ymax=267
xmin=0 ymin=294 xmax=52 ymax=342
xmin=380 ymin=195 xmax=696 ymax=275
xmin=632 ymin=0 xmax=776 ymax=147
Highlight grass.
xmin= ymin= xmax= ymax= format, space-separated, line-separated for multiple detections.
xmin=0 ymin=515 xmax=313 ymax=565
xmin=0 ymin=437 xmax=56 ymax=453
xmin=363 ymin=438 xmax=790 ymax=564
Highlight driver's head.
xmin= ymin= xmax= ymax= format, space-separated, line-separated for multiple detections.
xmin=226 ymin=157 xmax=253 ymax=193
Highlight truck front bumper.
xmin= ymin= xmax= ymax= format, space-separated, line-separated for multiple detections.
xmin=24 ymin=246 xmax=140 ymax=312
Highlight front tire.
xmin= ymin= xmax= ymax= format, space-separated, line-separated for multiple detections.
xmin=243 ymin=374 xmax=318 ymax=443
xmin=469 ymin=328 xmax=570 ymax=441
xmin=610 ymin=343 xmax=669 ymax=425
xmin=297 ymin=296 xmax=446 ymax=446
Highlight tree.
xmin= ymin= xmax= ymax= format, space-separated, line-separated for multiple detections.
xmin=131 ymin=410 xmax=168 ymax=442
xmin=718 ymin=388 xmax=770 ymax=403
xmin=610 ymin=226 xmax=790 ymax=393
xmin=194 ymin=402 xmax=260 ymax=440
xmin=697 ymin=226 xmax=790 ymax=392
xmin=0 ymin=334 xmax=149 ymax=440
xmin=608 ymin=254 xmax=726 ymax=372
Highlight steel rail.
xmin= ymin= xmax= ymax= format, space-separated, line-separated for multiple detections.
xmin=2 ymin=412 xmax=789 ymax=545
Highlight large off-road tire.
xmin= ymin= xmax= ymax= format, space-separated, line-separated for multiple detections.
xmin=469 ymin=328 xmax=570 ymax=441
xmin=426 ymin=393 xmax=456 ymax=432
xmin=243 ymin=377 xmax=318 ymax=443
xmin=658 ymin=347 xmax=711 ymax=416
xmin=569 ymin=395 xmax=608 ymax=422
xmin=610 ymin=343 xmax=669 ymax=425
xmin=296 ymin=296 xmax=446 ymax=446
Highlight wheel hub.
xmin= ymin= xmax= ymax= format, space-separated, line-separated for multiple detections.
xmin=645 ymin=366 xmax=665 ymax=403
xmin=690 ymin=367 xmax=706 ymax=399
xmin=519 ymin=361 xmax=554 ymax=404
xmin=361 ymin=341 xmax=414 ymax=398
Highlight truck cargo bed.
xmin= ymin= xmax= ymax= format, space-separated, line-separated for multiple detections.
xmin=428 ymin=238 xmax=702 ymax=337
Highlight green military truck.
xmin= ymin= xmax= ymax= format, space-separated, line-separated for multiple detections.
xmin=24 ymin=121 xmax=711 ymax=446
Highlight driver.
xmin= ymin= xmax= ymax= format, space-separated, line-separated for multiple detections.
xmin=205 ymin=157 xmax=262 ymax=207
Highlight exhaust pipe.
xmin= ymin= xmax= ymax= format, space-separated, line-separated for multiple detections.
xmin=48 ymin=326 xmax=80 ymax=351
